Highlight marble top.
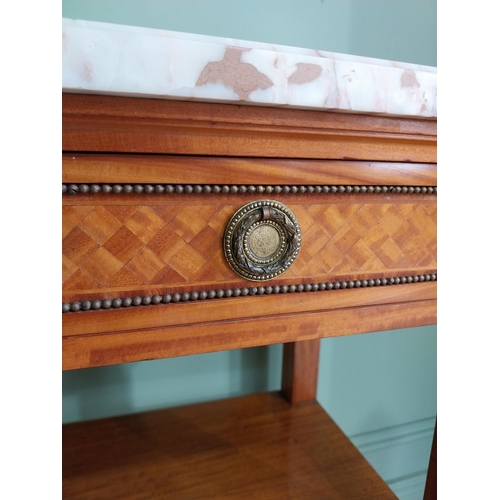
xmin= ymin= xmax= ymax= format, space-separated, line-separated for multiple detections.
xmin=62 ymin=18 xmax=436 ymax=119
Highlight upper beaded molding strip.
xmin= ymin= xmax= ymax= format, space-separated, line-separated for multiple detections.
xmin=62 ymin=184 xmax=437 ymax=195
xmin=62 ymin=273 xmax=437 ymax=313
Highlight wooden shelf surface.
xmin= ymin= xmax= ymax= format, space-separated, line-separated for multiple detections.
xmin=63 ymin=392 xmax=396 ymax=499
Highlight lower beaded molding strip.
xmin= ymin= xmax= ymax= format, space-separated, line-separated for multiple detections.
xmin=62 ymin=184 xmax=437 ymax=195
xmin=62 ymin=273 xmax=437 ymax=313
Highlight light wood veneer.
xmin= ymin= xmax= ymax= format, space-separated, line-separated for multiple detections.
xmin=63 ymin=392 xmax=397 ymax=500
xmin=62 ymin=93 xmax=436 ymax=499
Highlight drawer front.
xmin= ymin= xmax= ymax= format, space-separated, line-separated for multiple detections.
xmin=62 ymin=153 xmax=437 ymax=370
xmin=63 ymin=191 xmax=436 ymax=302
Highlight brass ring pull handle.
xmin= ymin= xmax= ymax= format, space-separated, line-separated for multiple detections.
xmin=224 ymin=200 xmax=302 ymax=281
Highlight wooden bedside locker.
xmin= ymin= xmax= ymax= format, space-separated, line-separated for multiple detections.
xmin=62 ymin=19 xmax=437 ymax=499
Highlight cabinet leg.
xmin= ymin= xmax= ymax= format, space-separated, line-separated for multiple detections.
xmin=281 ymin=339 xmax=320 ymax=404
xmin=423 ymin=421 xmax=437 ymax=499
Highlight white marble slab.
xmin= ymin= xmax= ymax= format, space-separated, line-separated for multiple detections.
xmin=62 ymin=18 xmax=436 ymax=118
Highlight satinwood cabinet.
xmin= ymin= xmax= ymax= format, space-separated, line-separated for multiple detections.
xmin=62 ymin=93 xmax=437 ymax=499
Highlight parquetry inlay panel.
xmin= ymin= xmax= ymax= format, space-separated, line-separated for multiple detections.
xmin=62 ymin=202 xmax=437 ymax=292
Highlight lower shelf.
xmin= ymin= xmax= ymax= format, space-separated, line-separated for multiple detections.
xmin=62 ymin=392 xmax=396 ymax=499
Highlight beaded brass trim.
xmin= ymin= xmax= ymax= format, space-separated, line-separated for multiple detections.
xmin=62 ymin=184 xmax=437 ymax=195
xmin=62 ymin=273 xmax=437 ymax=313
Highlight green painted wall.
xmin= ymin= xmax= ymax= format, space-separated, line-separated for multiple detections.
xmin=62 ymin=2 xmax=437 ymax=498
xmin=63 ymin=345 xmax=284 ymax=421
xmin=62 ymin=0 xmax=436 ymax=66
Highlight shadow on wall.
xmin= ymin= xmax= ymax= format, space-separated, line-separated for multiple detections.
xmin=63 ymin=364 xmax=134 ymax=423
xmin=229 ymin=344 xmax=277 ymax=394
xmin=62 ymin=344 xmax=283 ymax=424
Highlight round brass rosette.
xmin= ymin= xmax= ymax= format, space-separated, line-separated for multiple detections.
xmin=224 ymin=201 xmax=302 ymax=281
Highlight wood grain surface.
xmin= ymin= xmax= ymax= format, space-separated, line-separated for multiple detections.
xmin=62 ymin=195 xmax=437 ymax=300
xmin=63 ymin=281 xmax=436 ymax=337
xmin=62 ymin=93 xmax=436 ymax=497
xmin=282 ymin=339 xmax=321 ymax=404
xmin=63 ymin=154 xmax=437 ymax=186
xmin=63 ymin=295 xmax=436 ymax=370
xmin=62 ymin=392 xmax=397 ymax=499
xmin=62 ymin=94 xmax=436 ymax=162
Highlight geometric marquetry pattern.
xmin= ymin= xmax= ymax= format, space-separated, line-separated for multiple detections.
xmin=289 ymin=203 xmax=437 ymax=277
xmin=62 ymin=204 xmax=233 ymax=291
xmin=62 ymin=202 xmax=436 ymax=292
